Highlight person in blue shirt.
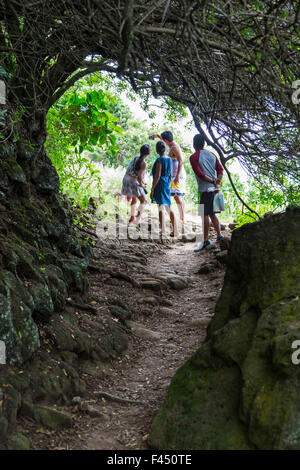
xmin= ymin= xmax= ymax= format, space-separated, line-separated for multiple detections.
xmin=150 ymin=141 xmax=178 ymax=237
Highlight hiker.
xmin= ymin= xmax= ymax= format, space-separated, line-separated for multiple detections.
xmin=189 ymin=133 xmax=224 ymax=251
xmin=121 ymin=144 xmax=150 ymax=225
xmin=152 ymin=131 xmax=186 ymax=230
xmin=150 ymin=141 xmax=178 ymax=237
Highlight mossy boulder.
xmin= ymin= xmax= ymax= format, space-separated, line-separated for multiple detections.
xmin=0 ymin=141 xmax=138 ymax=448
xmin=61 ymin=259 xmax=89 ymax=294
xmin=0 ymin=417 xmax=8 ymax=441
xmin=149 ymin=207 xmax=300 ymax=450
xmin=7 ymin=432 xmax=31 ymax=450
xmin=149 ymin=343 xmax=252 ymax=450
xmin=43 ymin=265 xmax=68 ymax=311
xmin=34 ymin=158 xmax=60 ymax=194
xmin=109 ymin=305 xmax=131 ymax=322
xmin=31 ymin=405 xmax=73 ymax=430
xmin=30 ymin=283 xmax=54 ymax=322
xmin=0 ymin=271 xmax=40 ymax=364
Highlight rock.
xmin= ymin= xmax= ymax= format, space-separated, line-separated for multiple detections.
xmin=0 ymin=272 xmax=40 ymax=364
xmin=140 ymin=296 xmax=158 ymax=305
xmin=263 ymin=211 xmax=274 ymax=218
xmin=149 ymin=207 xmax=300 ymax=450
xmin=127 ymin=262 xmax=147 ymax=272
xmin=81 ymin=403 xmax=109 ymax=419
xmin=215 ymin=250 xmax=228 ymax=264
xmin=0 ymin=417 xmax=8 ymax=441
xmin=229 ymin=223 xmax=238 ymax=230
xmin=165 ymin=276 xmax=188 ymax=290
xmin=44 ymin=265 xmax=68 ymax=311
xmin=125 ymin=320 xmax=161 ymax=341
xmin=0 ymin=143 xmax=99 ymax=446
xmin=205 ymin=243 xmax=218 ymax=252
xmin=20 ymin=399 xmax=35 ymax=420
xmin=4 ymin=386 xmax=21 ymax=428
xmin=189 ymin=318 xmax=211 ymax=327
xmin=197 ymin=262 xmax=219 ymax=274
xmin=140 ymin=280 xmax=162 ymax=291
xmin=61 ymin=351 xmax=78 ymax=363
xmin=158 ymin=307 xmax=177 ymax=317
xmin=61 ymin=259 xmax=89 ymax=294
xmin=35 ymin=160 xmax=60 ymax=194
xmin=220 ymin=224 xmax=226 ymax=230
xmin=219 ymin=237 xmax=231 ymax=251
xmin=33 ymin=405 xmax=73 ymax=430
xmin=50 ymin=314 xmax=93 ymax=354
xmin=30 ymin=282 xmax=54 ymax=322
xmin=181 ymin=234 xmax=196 ymax=243
xmin=105 ymin=277 xmax=120 ymax=286
xmin=123 ymin=255 xmax=147 ymax=266
xmin=109 ymin=305 xmax=130 ymax=322
xmin=160 ymin=298 xmax=173 ymax=307
xmin=108 ymin=297 xmax=130 ymax=311
xmin=7 ymin=161 xmax=26 ymax=183
xmin=149 ymin=342 xmax=252 ymax=450
xmin=7 ymin=432 xmax=31 ymax=450
xmin=71 ymin=396 xmax=82 ymax=404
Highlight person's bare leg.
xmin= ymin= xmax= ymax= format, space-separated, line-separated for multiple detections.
xmin=174 ymin=195 xmax=185 ymax=223
xmin=166 ymin=205 xmax=178 ymax=237
xmin=169 ymin=206 xmax=178 ymax=237
xmin=210 ymin=214 xmax=221 ymax=238
xmin=203 ymin=215 xmax=210 ymax=241
xmin=129 ymin=197 xmax=137 ymax=223
xmin=134 ymin=196 xmax=147 ymax=225
xmin=158 ymin=205 xmax=166 ymax=235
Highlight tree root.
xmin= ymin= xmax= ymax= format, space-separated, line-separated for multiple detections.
xmin=94 ymin=390 xmax=145 ymax=406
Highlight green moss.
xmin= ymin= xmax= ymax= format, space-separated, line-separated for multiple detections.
xmin=7 ymin=432 xmax=31 ymax=450
xmin=149 ymin=347 xmax=252 ymax=450
xmin=150 ymin=208 xmax=300 ymax=450
xmin=32 ymin=405 xmax=72 ymax=430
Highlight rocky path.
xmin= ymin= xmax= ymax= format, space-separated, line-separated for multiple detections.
xmin=26 ymin=226 xmax=229 ymax=450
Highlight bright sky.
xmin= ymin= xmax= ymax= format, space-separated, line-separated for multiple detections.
xmin=122 ymin=92 xmax=249 ymax=182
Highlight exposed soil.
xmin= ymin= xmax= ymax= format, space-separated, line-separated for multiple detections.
xmin=19 ymin=221 xmax=229 ymax=450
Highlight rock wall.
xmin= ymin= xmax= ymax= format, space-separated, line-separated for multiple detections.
xmin=0 ymin=142 xmax=128 ymax=448
xmin=0 ymin=142 xmax=92 ymax=365
xmin=149 ymin=206 xmax=300 ymax=450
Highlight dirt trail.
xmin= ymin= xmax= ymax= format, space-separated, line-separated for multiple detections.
xmin=26 ymin=226 xmax=228 ymax=450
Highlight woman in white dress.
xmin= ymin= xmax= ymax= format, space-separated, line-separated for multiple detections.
xmin=121 ymin=144 xmax=150 ymax=224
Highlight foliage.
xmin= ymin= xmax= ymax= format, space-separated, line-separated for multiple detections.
xmin=233 ymin=179 xmax=300 ymax=226
xmin=88 ymin=74 xmax=194 ymax=170
xmin=46 ymin=75 xmax=123 ymax=207
xmin=0 ymin=1 xmax=299 ymax=197
xmin=220 ymin=163 xmax=300 ymax=225
xmin=46 ymin=71 xmax=299 ymax=222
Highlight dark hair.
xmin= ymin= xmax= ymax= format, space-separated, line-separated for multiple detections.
xmin=156 ymin=141 xmax=166 ymax=156
xmin=161 ymin=130 xmax=173 ymax=142
xmin=135 ymin=144 xmax=150 ymax=171
xmin=193 ymin=133 xmax=205 ymax=150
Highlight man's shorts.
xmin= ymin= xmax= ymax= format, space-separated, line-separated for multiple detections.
xmin=171 ymin=177 xmax=186 ymax=197
xmin=198 ymin=191 xmax=217 ymax=216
